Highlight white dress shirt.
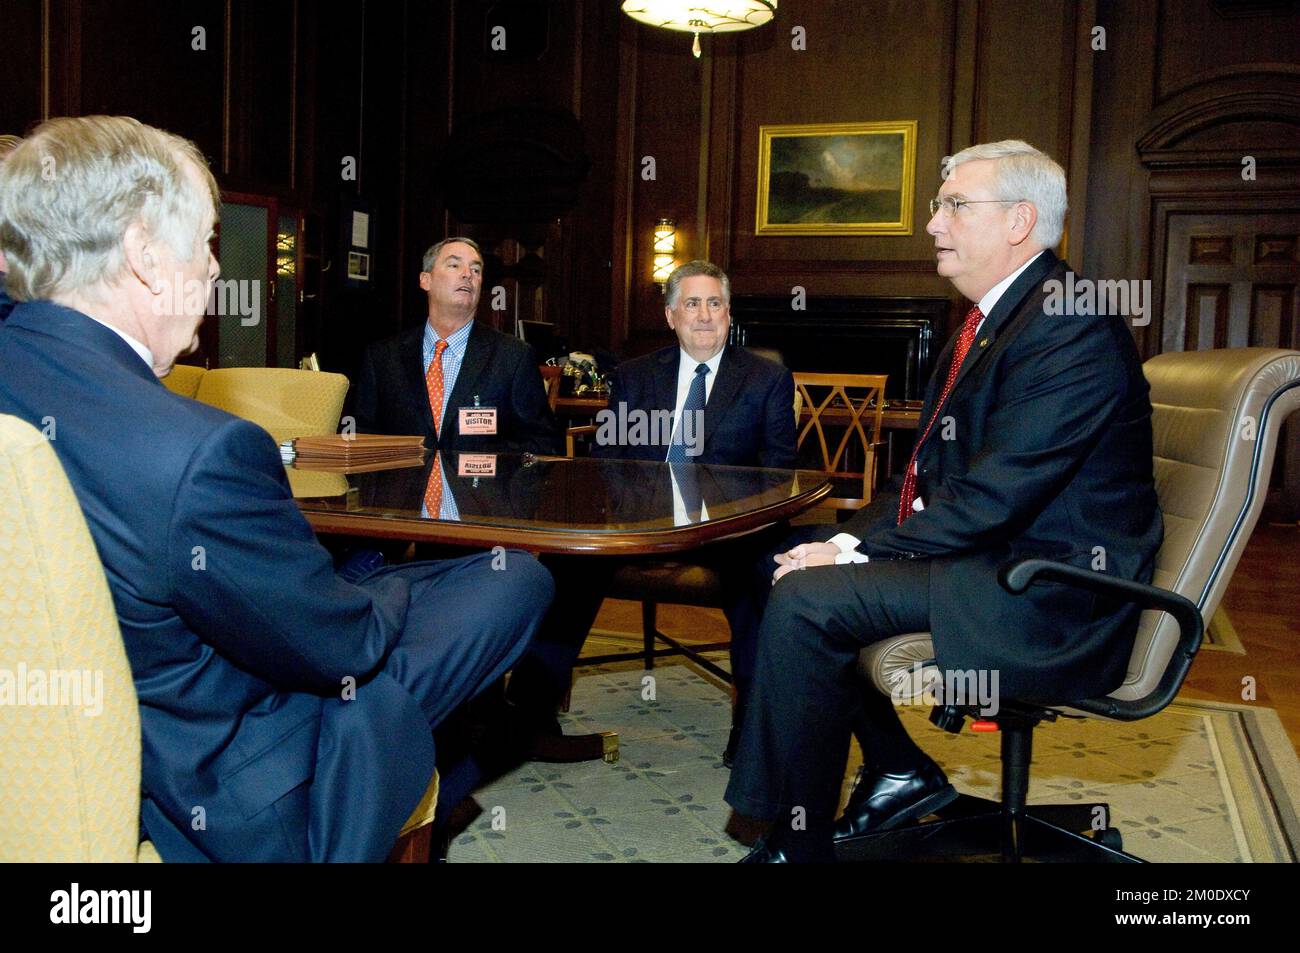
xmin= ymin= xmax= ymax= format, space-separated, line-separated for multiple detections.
xmin=827 ymin=250 xmax=1047 ymax=564
xmin=665 ymin=346 xmax=725 ymax=460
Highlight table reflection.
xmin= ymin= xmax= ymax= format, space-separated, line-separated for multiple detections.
xmin=290 ymin=452 xmax=827 ymax=541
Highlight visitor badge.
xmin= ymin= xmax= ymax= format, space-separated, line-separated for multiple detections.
xmin=459 ymin=406 xmax=497 ymax=435
xmin=457 ymin=454 xmax=497 ymax=477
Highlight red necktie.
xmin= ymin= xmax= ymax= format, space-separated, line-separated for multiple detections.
xmin=897 ymin=304 xmax=984 ymax=525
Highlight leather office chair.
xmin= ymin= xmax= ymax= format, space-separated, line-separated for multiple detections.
xmin=0 ymin=414 xmax=438 ymax=863
xmin=169 ymin=366 xmax=350 ymax=444
xmin=844 ymin=347 xmax=1300 ymax=862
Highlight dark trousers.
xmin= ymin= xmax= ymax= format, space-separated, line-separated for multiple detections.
xmin=323 ymin=550 xmax=550 ymax=852
xmin=724 ymin=531 xmax=931 ymax=830
xmin=364 ymin=550 xmax=552 ymax=726
xmin=507 ymin=526 xmax=788 ymax=715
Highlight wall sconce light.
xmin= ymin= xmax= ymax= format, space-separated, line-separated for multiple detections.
xmin=652 ymin=218 xmax=677 ymax=286
xmin=276 ymin=229 xmax=297 ymax=279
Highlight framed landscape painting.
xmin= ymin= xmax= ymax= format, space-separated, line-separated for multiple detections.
xmin=755 ymin=120 xmax=917 ymax=236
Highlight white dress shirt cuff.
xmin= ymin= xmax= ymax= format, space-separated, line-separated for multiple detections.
xmin=827 ymin=532 xmax=869 ymax=565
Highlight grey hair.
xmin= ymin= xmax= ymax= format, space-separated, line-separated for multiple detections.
xmin=422 ymin=236 xmax=483 ymax=272
xmin=665 ymin=260 xmax=730 ymax=308
xmin=941 ymin=140 xmax=1067 ymax=249
xmin=0 ymin=135 xmax=22 ymax=161
xmin=0 ymin=116 xmax=218 ymax=302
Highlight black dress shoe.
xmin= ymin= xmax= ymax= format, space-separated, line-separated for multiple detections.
xmin=738 ymin=838 xmax=790 ymax=863
xmin=833 ymin=760 xmax=958 ymax=841
xmin=739 ymin=834 xmax=836 ymax=863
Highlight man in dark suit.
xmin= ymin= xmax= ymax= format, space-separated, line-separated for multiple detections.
xmin=348 ymin=237 xmax=562 ymax=455
xmin=729 ymin=141 xmax=1162 ymax=862
xmin=505 ymin=260 xmax=797 ymax=760
xmin=0 ymin=116 xmax=553 ymax=862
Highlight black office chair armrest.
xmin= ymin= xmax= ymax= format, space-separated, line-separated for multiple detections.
xmin=998 ymin=557 xmax=1203 ymax=721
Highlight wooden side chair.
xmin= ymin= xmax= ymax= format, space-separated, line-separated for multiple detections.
xmin=793 ymin=372 xmax=888 ymax=512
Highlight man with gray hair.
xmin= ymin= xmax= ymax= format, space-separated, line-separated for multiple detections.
xmin=504 ymin=259 xmax=797 ymax=765
xmin=729 ymin=140 xmax=1161 ymax=861
xmin=0 ymin=116 xmax=553 ymax=861
xmin=0 ymin=133 xmax=23 ymax=321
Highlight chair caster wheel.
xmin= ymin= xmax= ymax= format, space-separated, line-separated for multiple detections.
xmin=1094 ymin=827 xmax=1123 ymax=850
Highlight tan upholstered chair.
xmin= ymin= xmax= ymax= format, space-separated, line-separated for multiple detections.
xmin=0 ymin=414 xmax=156 ymax=862
xmin=847 ymin=348 xmax=1300 ymax=862
xmin=161 ymin=362 xmax=205 ymax=399
xmin=194 ymin=367 xmax=350 ymax=443
xmin=0 ymin=414 xmax=437 ymax=862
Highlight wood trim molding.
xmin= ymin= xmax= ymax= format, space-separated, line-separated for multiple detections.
xmin=1137 ymin=69 xmax=1300 ymax=160
xmin=728 ymin=259 xmax=941 ymax=276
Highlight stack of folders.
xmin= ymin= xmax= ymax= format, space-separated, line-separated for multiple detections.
xmin=283 ymin=434 xmax=427 ymax=473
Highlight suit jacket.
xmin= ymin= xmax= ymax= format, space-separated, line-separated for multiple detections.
xmin=842 ymin=250 xmax=1162 ymax=703
xmin=0 ymin=272 xmax=13 ymax=322
xmin=0 ymin=301 xmax=436 ymax=862
xmin=348 ymin=320 xmax=563 ymax=455
xmin=592 ymin=344 xmax=797 ymax=468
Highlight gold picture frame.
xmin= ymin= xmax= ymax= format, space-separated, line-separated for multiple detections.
xmin=755 ymin=120 xmax=917 ymax=236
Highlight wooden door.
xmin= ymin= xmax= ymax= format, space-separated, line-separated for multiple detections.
xmin=1162 ymin=211 xmax=1300 ymax=518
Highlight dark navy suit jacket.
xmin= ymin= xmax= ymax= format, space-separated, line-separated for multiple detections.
xmin=0 ymin=301 xmax=436 ymax=861
xmin=843 ymin=251 xmax=1163 ymax=702
xmin=593 ymin=345 xmax=797 ymax=468
xmin=348 ymin=320 xmax=562 ymax=455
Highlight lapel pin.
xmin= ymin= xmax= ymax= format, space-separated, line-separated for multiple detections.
xmin=978 ymin=339 xmax=988 ymax=348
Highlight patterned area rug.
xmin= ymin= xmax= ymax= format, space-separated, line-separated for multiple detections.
xmin=449 ymin=659 xmax=1300 ymax=863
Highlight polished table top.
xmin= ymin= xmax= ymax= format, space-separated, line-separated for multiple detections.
xmin=290 ymin=453 xmax=831 ymax=554
xmin=555 ymin=394 xmax=923 ymax=429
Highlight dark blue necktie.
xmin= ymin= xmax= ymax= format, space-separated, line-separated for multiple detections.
xmin=667 ymin=363 xmax=709 ymax=463
xmin=671 ymin=462 xmax=703 ymax=522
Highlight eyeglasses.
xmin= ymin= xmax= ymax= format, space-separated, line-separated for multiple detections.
xmin=929 ymin=196 xmax=1022 ymax=217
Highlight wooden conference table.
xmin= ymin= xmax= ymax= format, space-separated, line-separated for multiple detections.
xmin=289 ymin=452 xmax=831 ymax=554
xmin=289 ymin=453 xmax=831 ymax=763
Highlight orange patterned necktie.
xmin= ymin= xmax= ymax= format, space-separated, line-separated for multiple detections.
xmin=426 ymin=338 xmax=450 ymax=434
xmin=423 ymin=339 xmax=449 ymax=518
xmin=897 ymin=304 xmax=983 ymax=525
xmin=424 ymin=452 xmax=443 ymax=518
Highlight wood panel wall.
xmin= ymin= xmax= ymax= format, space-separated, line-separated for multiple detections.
xmin=3 ymin=0 xmax=1298 ymax=375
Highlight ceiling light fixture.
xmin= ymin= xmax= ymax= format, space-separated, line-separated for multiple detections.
xmin=621 ymin=2 xmax=778 ymax=58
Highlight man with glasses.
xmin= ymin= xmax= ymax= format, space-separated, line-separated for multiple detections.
xmin=728 ymin=140 xmax=1161 ymax=861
